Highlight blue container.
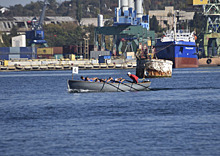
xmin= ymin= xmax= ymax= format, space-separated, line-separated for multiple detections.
xmin=99 ymin=55 xmax=111 ymax=63
xmin=9 ymin=54 xmax=20 ymax=60
xmin=99 ymin=57 xmax=105 ymax=63
xmin=103 ymin=55 xmax=111 ymax=59
xmin=0 ymin=54 xmax=9 ymax=60
xmin=20 ymin=47 xmax=36 ymax=53
xmin=10 ymin=47 xmax=20 ymax=54
xmin=20 ymin=53 xmax=33 ymax=59
xmin=0 ymin=47 xmax=10 ymax=54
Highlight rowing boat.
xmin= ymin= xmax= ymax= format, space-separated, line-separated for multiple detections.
xmin=67 ymin=80 xmax=151 ymax=92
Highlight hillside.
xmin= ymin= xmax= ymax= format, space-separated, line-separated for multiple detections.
xmin=0 ymin=0 xmax=197 ymax=19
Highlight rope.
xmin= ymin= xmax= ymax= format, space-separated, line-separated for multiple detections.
xmin=154 ymin=42 xmax=175 ymax=54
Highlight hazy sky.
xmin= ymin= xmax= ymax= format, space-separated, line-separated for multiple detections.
xmin=0 ymin=0 xmax=66 ymax=7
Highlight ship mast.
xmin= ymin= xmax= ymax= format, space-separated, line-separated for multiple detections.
xmin=174 ymin=12 xmax=176 ymax=41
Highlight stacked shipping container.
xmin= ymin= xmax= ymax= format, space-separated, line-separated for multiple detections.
xmin=0 ymin=47 xmax=10 ymax=60
xmin=20 ymin=47 xmax=36 ymax=59
xmin=0 ymin=45 xmax=96 ymax=60
xmin=0 ymin=47 xmax=64 ymax=60
xmin=37 ymin=47 xmax=64 ymax=59
xmin=0 ymin=47 xmax=37 ymax=60
xmin=53 ymin=47 xmax=63 ymax=60
xmin=37 ymin=47 xmax=54 ymax=59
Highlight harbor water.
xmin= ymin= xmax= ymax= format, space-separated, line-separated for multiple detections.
xmin=0 ymin=67 xmax=220 ymax=156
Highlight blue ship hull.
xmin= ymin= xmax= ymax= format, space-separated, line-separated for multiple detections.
xmin=155 ymin=40 xmax=198 ymax=68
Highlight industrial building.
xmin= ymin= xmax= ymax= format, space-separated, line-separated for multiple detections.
xmin=94 ymin=0 xmax=155 ymax=58
xmin=0 ymin=16 xmax=78 ymax=35
xmin=149 ymin=6 xmax=195 ymax=29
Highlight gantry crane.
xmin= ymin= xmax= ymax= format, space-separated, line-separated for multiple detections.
xmin=189 ymin=0 xmax=220 ymax=57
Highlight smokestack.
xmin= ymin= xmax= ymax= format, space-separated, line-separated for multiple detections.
xmin=121 ymin=0 xmax=129 ymax=13
xmin=135 ymin=0 xmax=143 ymax=19
xmin=98 ymin=14 xmax=103 ymax=27
xmin=116 ymin=8 xmax=119 ymax=23
xmin=128 ymin=0 xmax=134 ymax=9
xmin=118 ymin=0 xmax=121 ymax=8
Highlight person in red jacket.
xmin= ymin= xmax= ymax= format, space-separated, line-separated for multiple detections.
xmin=127 ymin=72 xmax=139 ymax=83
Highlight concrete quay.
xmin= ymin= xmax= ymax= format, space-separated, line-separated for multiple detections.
xmin=198 ymin=57 xmax=220 ymax=67
xmin=0 ymin=59 xmax=136 ymax=72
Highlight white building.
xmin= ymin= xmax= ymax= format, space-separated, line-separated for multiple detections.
xmin=12 ymin=35 xmax=26 ymax=47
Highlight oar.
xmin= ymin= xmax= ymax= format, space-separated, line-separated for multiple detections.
xmin=104 ymin=81 xmax=125 ymax=92
xmin=124 ymin=79 xmax=150 ymax=89
xmin=117 ymin=81 xmax=139 ymax=91
xmin=98 ymin=79 xmax=125 ymax=92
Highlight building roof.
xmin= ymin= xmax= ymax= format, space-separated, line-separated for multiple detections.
xmin=0 ymin=7 xmax=9 ymax=13
xmin=80 ymin=18 xmax=109 ymax=27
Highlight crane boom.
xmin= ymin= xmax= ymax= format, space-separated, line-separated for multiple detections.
xmin=26 ymin=0 xmax=48 ymax=47
xmin=36 ymin=0 xmax=48 ymax=30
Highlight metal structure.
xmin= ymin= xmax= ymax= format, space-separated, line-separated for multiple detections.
xmin=202 ymin=0 xmax=220 ymax=57
xmin=94 ymin=0 xmax=154 ymax=57
xmin=192 ymin=0 xmax=220 ymax=57
xmin=26 ymin=0 xmax=48 ymax=48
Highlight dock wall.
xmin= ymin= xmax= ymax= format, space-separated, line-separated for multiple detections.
xmin=0 ymin=59 xmax=136 ymax=71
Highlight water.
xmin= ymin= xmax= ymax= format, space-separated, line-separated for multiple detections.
xmin=0 ymin=67 xmax=220 ymax=156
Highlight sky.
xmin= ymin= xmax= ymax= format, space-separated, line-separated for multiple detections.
xmin=0 ymin=0 xmax=67 ymax=7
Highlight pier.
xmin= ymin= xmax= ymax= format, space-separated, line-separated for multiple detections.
xmin=0 ymin=59 xmax=136 ymax=72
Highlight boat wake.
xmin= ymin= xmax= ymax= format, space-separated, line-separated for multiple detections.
xmin=150 ymin=87 xmax=220 ymax=91
xmin=68 ymin=89 xmax=96 ymax=93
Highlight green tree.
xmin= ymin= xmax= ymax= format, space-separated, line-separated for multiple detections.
xmin=1 ymin=34 xmax=11 ymax=47
xmin=44 ymin=22 xmax=84 ymax=47
xmin=84 ymin=24 xmax=95 ymax=45
xmin=189 ymin=12 xmax=205 ymax=34
xmin=150 ymin=15 xmax=159 ymax=32
xmin=76 ymin=0 xmax=82 ymax=23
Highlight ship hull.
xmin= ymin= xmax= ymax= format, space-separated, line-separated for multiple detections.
xmin=155 ymin=41 xmax=199 ymax=68
xmin=136 ymin=59 xmax=173 ymax=78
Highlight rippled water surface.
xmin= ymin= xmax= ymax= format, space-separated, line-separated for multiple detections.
xmin=0 ymin=67 xmax=220 ymax=156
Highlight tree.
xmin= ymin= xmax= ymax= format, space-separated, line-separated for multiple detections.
xmin=84 ymin=24 xmax=95 ymax=45
xmin=10 ymin=26 xmax=18 ymax=36
xmin=189 ymin=12 xmax=205 ymax=34
xmin=150 ymin=15 xmax=159 ymax=32
xmin=44 ymin=22 xmax=84 ymax=47
xmin=1 ymin=34 xmax=11 ymax=47
xmin=76 ymin=0 xmax=82 ymax=23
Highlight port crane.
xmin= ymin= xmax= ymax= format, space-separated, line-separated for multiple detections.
xmin=189 ymin=0 xmax=220 ymax=57
xmin=26 ymin=0 xmax=48 ymax=47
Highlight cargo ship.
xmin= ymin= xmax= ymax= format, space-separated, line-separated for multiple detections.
xmin=155 ymin=13 xmax=198 ymax=68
